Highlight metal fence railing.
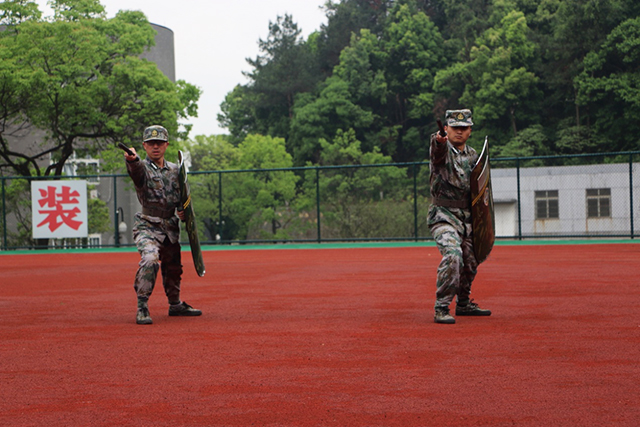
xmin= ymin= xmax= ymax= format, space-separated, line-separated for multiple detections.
xmin=1 ymin=151 xmax=638 ymax=250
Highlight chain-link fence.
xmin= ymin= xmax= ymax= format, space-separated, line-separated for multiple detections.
xmin=1 ymin=151 xmax=638 ymax=250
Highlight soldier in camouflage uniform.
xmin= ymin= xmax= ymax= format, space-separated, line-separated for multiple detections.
xmin=123 ymin=125 xmax=202 ymax=325
xmin=429 ymin=110 xmax=491 ymax=324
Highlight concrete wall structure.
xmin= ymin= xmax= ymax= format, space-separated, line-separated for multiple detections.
xmin=143 ymin=24 xmax=176 ymax=82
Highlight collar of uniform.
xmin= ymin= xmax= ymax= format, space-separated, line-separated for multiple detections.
xmin=144 ymin=156 xmax=166 ymax=170
xmin=448 ymin=142 xmax=469 ymax=155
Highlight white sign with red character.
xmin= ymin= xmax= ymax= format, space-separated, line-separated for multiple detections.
xmin=31 ymin=181 xmax=88 ymax=239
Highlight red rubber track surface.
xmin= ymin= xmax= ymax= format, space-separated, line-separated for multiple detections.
xmin=1 ymin=244 xmax=638 ymax=426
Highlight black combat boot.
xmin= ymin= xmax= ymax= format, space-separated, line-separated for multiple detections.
xmin=456 ymin=299 xmax=491 ymax=316
xmin=168 ymin=301 xmax=202 ymax=316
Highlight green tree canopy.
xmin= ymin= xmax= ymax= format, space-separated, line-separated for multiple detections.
xmin=435 ymin=8 xmax=541 ymax=151
xmin=288 ymin=2 xmax=445 ymax=165
xmin=214 ymin=0 xmax=640 ymax=162
xmin=303 ymin=128 xmax=407 ymax=238
xmin=186 ymin=134 xmax=299 ymax=241
xmin=575 ymin=17 xmax=640 ymax=151
xmin=218 ymin=15 xmax=322 ymax=146
xmin=0 ymin=0 xmax=200 ymax=177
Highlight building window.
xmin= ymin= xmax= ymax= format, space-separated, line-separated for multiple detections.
xmin=586 ymin=188 xmax=611 ymax=218
xmin=535 ymin=190 xmax=559 ymax=219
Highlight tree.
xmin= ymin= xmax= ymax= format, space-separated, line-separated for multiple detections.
xmin=316 ymin=0 xmax=392 ymax=73
xmin=0 ymin=0 xmax=41 ymax=24
xmin=239 ymin=15 xmax=321 ymax=141
xmin=183 ymin=135 xmax=240 ymax=241
xmin=378 ymin=2 xmax=445 ymax=161
xmin=0 ymin=0 xmax=200 ymax=177
xmin=1 ymin=178 xmax=32 ymax=247
xmin=230 ymin=134 xmax=299 ymax=239
xmin=434 ymin=0 xmax=511 ymax=62
xmin=289 ymin=74 xmax=376 ymax=165
xmin=301 ymin=128 xmax=409 ymax=238
xmin=575 ymin=17 xmax=640 ymax=151
xmin=218 ymin=85 xmax=258 ymax=146
xmin=289 ymin=3 xmax=446 ymax=164
xmin=435 ymin=9 xmax=541 ymax=148
xmin=216 ymin=0 xmax=640 ymax=163
xmin=498 ymin=124 xmax=549 ymax=164
xmin=186 ymin=134 xmax=299 ymax=241
xmin=188 ymin=134 xmax=239 ymax=172
xmin=533 ymin=0 xmax=629 ymax=138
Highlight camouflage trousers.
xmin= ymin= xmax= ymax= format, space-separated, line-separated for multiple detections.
xmin=431 ymin=222 xmax=478 ymax=309
xmin=133 ymin=233 xmax=183 ymax=305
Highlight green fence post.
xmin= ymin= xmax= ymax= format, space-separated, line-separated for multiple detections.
xmin=113 ymin=176 xmax=119 ymax=247
xmin=218 ymin=172 xmax=223 ymax=241
xmin=413 ymin=164 xmax=418 ymax=241
xmin=516 ymin=158 xmax=522 ymax=240
xmin=2 ymin=178 xmax=6 ymax=250
xmin=630 ymin=154 xmax=635 ymax=239
xmin=316 ymin=167 xmax=321 ymax=243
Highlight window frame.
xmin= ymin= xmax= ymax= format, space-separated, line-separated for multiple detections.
xmin=586 ymin=188 xmax=611 ymax=219
xmin=535 ymin=190 xmax=559 ymax=220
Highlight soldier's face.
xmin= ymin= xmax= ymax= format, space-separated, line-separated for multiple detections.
xmin=446 ymin=126 xmax=472 ymax=148
xmin=143 ymin=140 xmax=168 ymax=161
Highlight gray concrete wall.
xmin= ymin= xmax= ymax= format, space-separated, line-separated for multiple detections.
xmin=142 ymin=24 xmax=176 ymax=83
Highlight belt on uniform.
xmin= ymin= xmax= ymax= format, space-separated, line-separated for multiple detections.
xmin=142 ymin=207 xmax=175 ymax=219
xmin=432 ymin=197 xmax=470 ymax=209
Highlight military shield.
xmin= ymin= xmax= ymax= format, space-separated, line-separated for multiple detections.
xmin=178 ymin=151 xmax=206 ymax=277
xmin=470 ymin=137 xmax=495 ymax=264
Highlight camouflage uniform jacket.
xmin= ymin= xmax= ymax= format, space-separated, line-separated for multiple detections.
xmin=126 ymin=156 xmax=181 ymax=244
xmin=428 ymin=133 xmax=478 ymax=230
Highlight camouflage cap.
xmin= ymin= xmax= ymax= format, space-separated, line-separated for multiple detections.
xmin=143 ymin=125 xmax=169 ymax=142
xmin=445 ymin=109 xmax=473 ymax=127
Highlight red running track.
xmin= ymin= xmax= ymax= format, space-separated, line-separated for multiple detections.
xmin=0 ymin=244 xmax=638 ymax=426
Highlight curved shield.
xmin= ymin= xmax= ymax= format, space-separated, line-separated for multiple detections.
xmin=470 ymin=137 xmax=495 ymax=264
xmin=178 ymin=151 xmax=206 ymax=277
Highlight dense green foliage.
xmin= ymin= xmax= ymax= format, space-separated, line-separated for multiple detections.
xmin=185 ymin=134 xmax=302 ymax=241
xmin=185 ymin=129 xmax=430 ymax=242
xmin=218 ymin=0 xmax=640 ymax=164
xmin=205 ymin=0 xmax=640 ymax=241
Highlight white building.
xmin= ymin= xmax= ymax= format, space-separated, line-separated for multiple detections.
xmin=492 ymin=162 xmax=640 ymax=238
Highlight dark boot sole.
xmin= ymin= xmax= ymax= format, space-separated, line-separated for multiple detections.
xmin=456 ymin=311 xmax=492 ymax=316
